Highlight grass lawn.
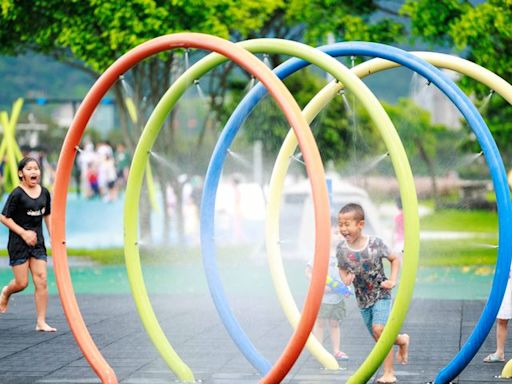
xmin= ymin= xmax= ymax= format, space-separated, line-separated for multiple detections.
xmin=0 ymin=209 xmax=501 ymax=268
xmin=0 ymin=245 xmax=253 ymax=265
xmin=418 ymin=208 xmax=499 ymax=266
xmin=419 ymin=239 xmax=498 ymax=266
xmin=420 ymin=208 xmax=498 ymax=233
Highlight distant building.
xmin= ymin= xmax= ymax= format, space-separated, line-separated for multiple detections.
xmin=52 ymin=102 xmax=114 ymax=134
xmin=410 ymin=69 xmax=462 ymax=129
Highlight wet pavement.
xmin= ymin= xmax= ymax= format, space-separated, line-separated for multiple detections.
xmin=0 ymin=291 xmax=511 ymax=383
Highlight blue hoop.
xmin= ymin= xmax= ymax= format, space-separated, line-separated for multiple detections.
xmin=201 ymin=41 xmax=512 ymax=383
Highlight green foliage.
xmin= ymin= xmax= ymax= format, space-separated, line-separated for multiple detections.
xmin=286 ymin=0 xmax=404 ymax=44
xmin=0 ymin=0 xmax=410 ymax=158
xmin=401 ymin=0 xmax=468 ymax=46
xmin=401 ymin=0 xmax=512 ymax=168
xmin=0 ymin=0 xmax=281 ymax=74
xmin=233 ymin=68 xmax=379 ymax=169
xmin=383 ymin=98 xmax=443 ymax=159
xmin=449 ymin=0 xmax=512 ymax=80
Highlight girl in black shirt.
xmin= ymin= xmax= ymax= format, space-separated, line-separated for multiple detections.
xmin=0 ymin=157 xmax=56 ymax=332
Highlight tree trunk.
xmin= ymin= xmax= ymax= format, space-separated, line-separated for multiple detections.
xmin=416 ymin=139 xmax=439 ymax=208
xmin=171 ymin=178 xmax=185 ymax=244
xmin=153 ymin=162 xmax=171 ymax=245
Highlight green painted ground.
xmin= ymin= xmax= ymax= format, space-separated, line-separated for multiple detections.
xmin=0 ymin=260 xmax=495 ymax=300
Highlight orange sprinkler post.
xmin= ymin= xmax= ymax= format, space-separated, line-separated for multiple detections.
xmin=52 ymin=33 xmax=330 ymax=384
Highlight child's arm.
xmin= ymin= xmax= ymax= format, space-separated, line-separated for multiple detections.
xmin=44 ymin=214 xmax=51 ymax=239
xmin=305 ymin=264 xmax=312 ymax=280
xmin=338 ymin=267 xmax=355 ymax=286
xmin=0 ymin=214 xmax=37 ymax=246
xmin=381 ymin=252 xmax=400 ymax=289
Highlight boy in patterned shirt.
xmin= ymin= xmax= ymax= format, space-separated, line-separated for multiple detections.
xmin=336 ymin=203 xmax=409 ymax=384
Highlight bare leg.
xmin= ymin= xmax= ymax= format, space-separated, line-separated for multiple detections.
xmin=395 ymin=333 xmax=410 ymax=364
xmin=29 ymin=258 xmax=56 ymax=332
xmin=382 ymin=348 xmax=395 ymax=382
xmin=0 ymin=262 xmax=30 ymax=313
xmin=329 ymin=319 xmax=341 ymax=354
xmin=0 ymin=286 xmax=8 ymax=313
xmin=373 ymin=325 xmax=397 ymax=383
xmin=315 ymin=318 xmax=326 ymax=346
xmin=496 ymin=318 xmax=509 ymax=359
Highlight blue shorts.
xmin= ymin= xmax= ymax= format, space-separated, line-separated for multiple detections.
xmin=360 ymin=298 xmax=391 ymax=335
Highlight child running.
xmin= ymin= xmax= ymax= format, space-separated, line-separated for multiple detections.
xmin=336 ymin=203 xmax=408 ymax=384
xmin=0 ymin=157 xmax=56 ymax=332
xmin=306 ymin=253 xmax=350 ymax=361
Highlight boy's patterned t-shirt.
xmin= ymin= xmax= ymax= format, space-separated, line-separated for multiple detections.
xmin=336 ymin=236 xmax=391 ymax=309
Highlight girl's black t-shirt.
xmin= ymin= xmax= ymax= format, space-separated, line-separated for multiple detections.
xmin=1 ymin=186 xmax=51 ymax=258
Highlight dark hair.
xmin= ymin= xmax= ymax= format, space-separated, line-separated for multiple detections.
xmin=17 ymin=157 xmax=40 ymax=180
xmin=339 ymin=203 xmax=365 ymax=221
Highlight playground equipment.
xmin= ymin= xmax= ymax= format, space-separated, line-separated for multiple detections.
xmin=207 ymin=41 xmax=511 ymax=383
xmin=196 ymin=39 xmax=419 ymax=381
xmin=125 ymin=37 xmax=401 ymax=383
xmin=0 ymin=98 xmax=24 ymax=192
xmin=50 ymin=33 xmax=512 ymax=384
xmin=52 ymin=33 xmax=331 ymax=384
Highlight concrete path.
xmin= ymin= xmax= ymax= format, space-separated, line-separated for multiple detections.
xmin=0 ymin=292 xmax=510 ymax=383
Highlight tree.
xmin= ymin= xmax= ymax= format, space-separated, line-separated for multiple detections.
xmin=401 ymin=0 xmax=512 ymax=167
xmin=383 ymin=98 xmax=446 ymax=207
xmin=0 ymin=0 xmax=281 ymax=242
xmin=0 ymin=0 xmax=407 ymax=243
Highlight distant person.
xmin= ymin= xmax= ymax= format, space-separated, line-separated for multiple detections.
xmin=115 ymin=143 xmax=131 ymax=189
xmin=77 ymin=142 xmax=97 ymax=198
xmin=337 ymin=203 xmax=408 ymax=384
xmin=103 ymin=154 xmax=118 ymax=202
xmin=306 ymin=253 xmax=350 ymax=361
xmin=86 ymin=163 xmax=100 ymax=199
xmin=391 ymin=198 xmax=404 ymax=258
xmin=73 ymin=155 xmax=81 ymax=197
xmin=0 ymin=157 xmax=56 ymax=332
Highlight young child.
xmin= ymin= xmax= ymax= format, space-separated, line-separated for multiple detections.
xmin=336 ymin=203 xmax=408 ymax=384
xmin=0 ymin=157 xmax=56 ymax=332
xmin=483 ymin=265 xmax=512 ymax=363
xmin=306 ymin=253 xmax=350 ymax=361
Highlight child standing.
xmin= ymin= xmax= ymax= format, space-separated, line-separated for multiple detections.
xmin=306 ymin=253 xmax=350 ymax=361
xmin=483 ymin=265 xmax=512 ymax=363
xmin=336 ymin=203 xmax=408 ymax=384
xmin=0 ymin=157 xmax=56 ymax=332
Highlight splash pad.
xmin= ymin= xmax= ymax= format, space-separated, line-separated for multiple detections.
xmin=51 ymin=33 xmax=512 ymax=383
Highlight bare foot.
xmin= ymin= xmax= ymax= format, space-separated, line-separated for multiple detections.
xmin=396 ymin=333 xmax=409 ymax=365
xmin=0 ymin=286 xmax=9 ymax=313
xmin=376 ymin=374 xmax=397 ymax=384
xmin=35 ymin=322 xmax=57 ymax=332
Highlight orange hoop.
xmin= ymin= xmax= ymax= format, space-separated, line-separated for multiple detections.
xmin=51 ymin=32 xmax=330 ymax=383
